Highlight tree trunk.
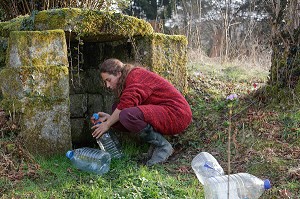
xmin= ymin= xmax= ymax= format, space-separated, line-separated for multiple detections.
xmin=269 ymin=0 xmax=300 ymax=90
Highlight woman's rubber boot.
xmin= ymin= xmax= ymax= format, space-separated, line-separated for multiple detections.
xmin=139 ymin=124 xmax=174 ymax=166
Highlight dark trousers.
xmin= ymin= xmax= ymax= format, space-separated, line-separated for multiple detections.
xmin=112 ymin=104 xmax=147 ymax=133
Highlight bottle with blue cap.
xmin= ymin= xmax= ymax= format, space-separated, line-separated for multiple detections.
xmin=191 ymin=152 xmax=271 ymax=199
xmin=66 ymin=147 xmax=111 ymax=175
xmin=203 ymin=173 xmax=271 ymax=199
xmin=93 ymin=113 xmax=123 ymax=159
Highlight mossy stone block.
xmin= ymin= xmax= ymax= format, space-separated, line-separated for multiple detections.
xmin=70 ymin=94 xmax=87 ymax=117
xmin=71 ymin=118 xmax=93 ymax=145
xmin=7 ymin=30 xmax=68 ymax=68
xmin=135 ymin=33 xmax=188 ymax=93
xmin=87 ymin=94 xmax=104 ymax=116
xmin=0 ymin=29 xmax=71 ymax=156
xmin=0 ymin=16 xmax=26 ymax=37
xmin=0 ymin=65 xmax=69 ymax=101
xmin=34 ymin=8 xmax=154 ymax=41
xmin=20 ymin=101 xmax=71 ymax=156
xmin=152 ymin=34 xmax=188 ymax=94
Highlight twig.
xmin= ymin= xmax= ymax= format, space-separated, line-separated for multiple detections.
xmin=227 ymin=106 xmax=232 ymax=199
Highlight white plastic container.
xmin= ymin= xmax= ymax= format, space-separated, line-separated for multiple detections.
xmin=203 ymin=173 xmax=271 ymax=199
xmin=191 ymin=152 xmax=224 ymax=184
xmin=66 ymin=147 xmax=111 ymax=175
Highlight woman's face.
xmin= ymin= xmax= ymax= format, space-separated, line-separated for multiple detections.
xmin=101 ymin=72 xmax=121 ymax=90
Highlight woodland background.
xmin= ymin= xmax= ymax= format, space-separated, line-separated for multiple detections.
xmin=0 ymin=0 xmax=275 ymax=65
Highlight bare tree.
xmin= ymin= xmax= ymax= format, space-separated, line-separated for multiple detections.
xmin=163 ymin=0 xmax=271 ymax=63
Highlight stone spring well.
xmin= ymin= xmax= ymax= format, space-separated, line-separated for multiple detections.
xmin=0 ymin=8 xmax=188 ymax=156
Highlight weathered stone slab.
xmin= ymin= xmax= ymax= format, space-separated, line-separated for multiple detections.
xmin=0 ymin=29 xmax=71 ymax=156
xmin=70 ymin=94 xmax=87 ymax=117
xmin=7 ymin=30 xmax=68 ymax=68
xmin=33 ymin=8 xmax=154 ymax=42
xmin=85 ymin=69 xmax=103 ymax=93
xmin=87 ymin=94 xmax=104 ymax=116
xmin=0 ymin=65 xmax=69 ymax=100
xmin=103 ymin=94 xmax=115 ymax=114
xmin=21 ymin=102 xmax=71 ymax=155
xmin=135 ymin=34 xmax=188 ymax=93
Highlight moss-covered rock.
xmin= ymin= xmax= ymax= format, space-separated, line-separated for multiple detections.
xmin=0 ymin=75 xmax=71 ymax=156
xmin=34 ymin=8 xmax=154 ymax=42
xmin=0 ymin=29 xmax=71 ymax=156
xmin=0 ymin=65 xmax=69 ymax=102
xmin=7 ymin=30 xmax=68 ymax=68
xmin=134 ymin=33 xmax=188 ymax=93
xmin=0 ymin=16 xmax=27 ymax=37
xmin=152 ymin=33 xmax=188 ymax=94
xmin=0 ymin=9 xmax=187 ymax=93
xmin=20 ymin=101 xmax=71 ymax=156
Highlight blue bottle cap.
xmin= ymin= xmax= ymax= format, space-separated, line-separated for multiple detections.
xmin=66 ymin=150 xmax=74 ymax=159
xmin=264 ymin=179 xmax=271 ymax=189
xmin=93 ymin=113 xmax=99 ymax=120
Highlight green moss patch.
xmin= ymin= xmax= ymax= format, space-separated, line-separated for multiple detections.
xmin=0 ymin=65 xmax=68 ymax=114
xmin=34 ymin=8 xmax=154 ymax=41
xmin=0 ymin=16 xmax=27 ymax=37
xmin=7 ymin=30 xmax=68 ymax=67
xmin=151 ymin=33 xmax=188 ymax=93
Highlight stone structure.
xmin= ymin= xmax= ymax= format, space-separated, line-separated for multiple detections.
xmin=0 ymin=8 xmax=188 ymax=156
xmin=0 ymin=30 xmax=71 ymax=155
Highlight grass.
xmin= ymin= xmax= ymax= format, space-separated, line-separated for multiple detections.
xmin=1 ymin=53 xmax=300 ymax=198
xmin=2 ymin=143 xmax=204 ymax=198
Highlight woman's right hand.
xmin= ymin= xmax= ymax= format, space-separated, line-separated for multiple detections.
xmin=91 ymin=112 xmax=110 ymax=125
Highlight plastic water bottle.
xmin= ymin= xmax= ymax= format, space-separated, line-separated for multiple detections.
xmin=66 ymin=147 xmax=111 ymax=175
xmin=191 ymin=152 xmax=225 ymax=184
xmin=93 ymin=113 xmax=123 ymax=159
xmin=203 ymin=173 xmax=271 ymax=199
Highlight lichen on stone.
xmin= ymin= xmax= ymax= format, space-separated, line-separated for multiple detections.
xmin=33 ymin=8 xmax=154 ymax=41
xmin=7 ymin=30 xmax=68 ymax=68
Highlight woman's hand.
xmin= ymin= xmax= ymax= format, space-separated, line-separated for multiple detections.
xmin=91 ymin=121 xmax=110 ymax=139
xmin=91 ymin=112 xmax=110 ymax=125
xmin=91 ymin=108 xmax=121 ymax=139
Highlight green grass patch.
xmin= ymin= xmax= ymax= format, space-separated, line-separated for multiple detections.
xmin=3 ymin=151 xmax=204 ymax=198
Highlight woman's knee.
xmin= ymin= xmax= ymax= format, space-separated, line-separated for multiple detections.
xmin=119 ymin=107 xmax=147 ymax=133
xmin=119 ymin=107 xmax=143 ymax=123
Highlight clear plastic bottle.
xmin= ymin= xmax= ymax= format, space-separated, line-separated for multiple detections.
xmin=191 ymin=152 xmax=225 ymax=184
xmin=93 ymin=113 xmax=123 ymax=159
xmin=203 ymin=173 xmax=271 ymax=199
xmin=66 ymin=147 xmax=111 ymax=175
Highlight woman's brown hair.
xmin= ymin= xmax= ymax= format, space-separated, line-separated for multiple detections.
xmin=100 ymin=58 xmax=134 ymax=97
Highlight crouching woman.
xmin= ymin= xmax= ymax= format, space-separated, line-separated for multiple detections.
xmin=92 ymin=58 xmax=192 ymax=166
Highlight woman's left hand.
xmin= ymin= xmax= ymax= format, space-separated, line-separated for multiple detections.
xmin=91 ymin=122 xmax=110 ymax=139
